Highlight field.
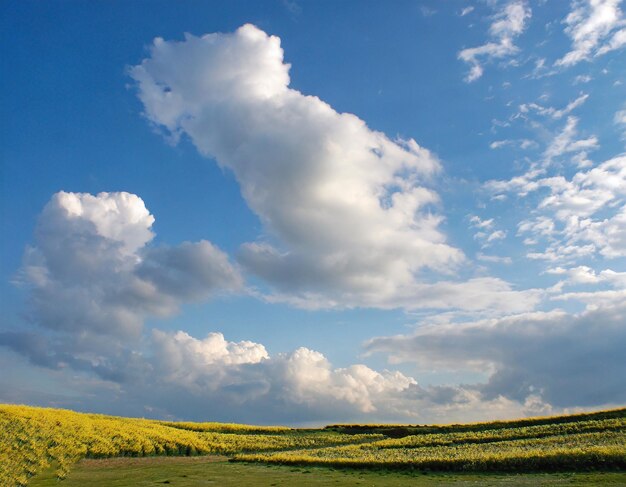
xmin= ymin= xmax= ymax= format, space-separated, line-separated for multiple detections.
xmin=1 ymin=404 xmax=625 ymax=486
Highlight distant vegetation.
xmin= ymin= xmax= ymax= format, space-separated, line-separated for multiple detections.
xmin=324 ymin=407 xmax=626 ymax=436
xmin=1 ymin=404 xmax=624 ymax=486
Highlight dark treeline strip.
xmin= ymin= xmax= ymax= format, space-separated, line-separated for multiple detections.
xmin=325 ymin=408 xmax=626 ymax=438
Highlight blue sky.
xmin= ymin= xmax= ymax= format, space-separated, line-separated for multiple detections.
xmin=1 ymin=0 xmax=625 ymax=425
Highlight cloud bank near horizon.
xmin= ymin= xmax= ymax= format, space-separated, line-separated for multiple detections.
xmin=0 ymin=189 xmax=610 ymax=425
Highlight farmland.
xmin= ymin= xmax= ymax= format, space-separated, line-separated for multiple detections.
xmin=1 ymin=404 xmax=625 ymax=486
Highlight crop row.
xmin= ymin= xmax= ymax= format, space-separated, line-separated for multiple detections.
xmin=234 ymin=430 xmax=626 ymax=472
xmin=371 ymin=417 xmax=626 ymax=449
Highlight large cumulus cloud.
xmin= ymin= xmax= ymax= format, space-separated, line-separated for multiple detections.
xmin=129 ymin=24 xmax=538 ymax=313
xmin=146 ymin=330 xmax=419 ymax=422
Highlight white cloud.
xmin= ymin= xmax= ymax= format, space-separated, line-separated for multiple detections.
xmin=529 ymin=57 xmax=548 ymax=78
xmin=155 ymin=330 xmax=268 ymax=369
xmin=129 ymin=24 xmax=538 ymax=312
xmin=555 ymin=288 xmax=626 ymax=309
xmin=129 ymin=26 xmax=460 ymax=306
xmin=470 ymin=216 xmax=507 ymax=248
xmin=547 ymin=265 xmax=626 ymax=287
xmin=572 ymin=151 xmax=594 ymax=168
xmin=489 ymin=138 xmax=537 ymax=150
xmin=556 ymin=0 xmax=626 ymax=67
xmin=519 ymin=139 xmax=536 ymax=149
xmin=469 ymin=215 xmax=494 ymax=229
xmin=560 ymin=265 xmax=598 ymax=284
xmin=275 ymin=346 xmax=416 ymax=414
xmin=15 ymin=191 xmax=242 ymax=339
xmin=519 ymin=93 xmax=589 ymax=120
xmin=597 ymin=26 xmax=626 ymax=54
xmin=487 ymin=230 xmax=507 ymax=243
xmin=592 ymin=204 xmax=626 ymax=257
xmin=261 ymin=277 xmax=542 ymax=314
xmin=543 ymin=116 xmax=598 ymax=163
xmin=151 ymin=330 xmax=269 ymax=393
xmin=545 ymin=266 xmax=568 ymax=275
xmin=489 ymin=1 xmax=532 ymax=37
xmin=487 ymin=118 xmax=598 ymax=207
xmin=616 ymin=107 xmax=626 ymax=138
xmin=458 ymin=1 xmax=531 ymax=82
xmin=476 ymin=253 xmax=513 ymax=264
xmin=487 ymin=114 xmax=600 ymax=199
xmin=486 ymin=166 xmax=545 ymax=197
xmin=490 ymin=139 xmax=513 ymax=149
xmin=492 ymin=155 xmax=626 ymax=262
xmin=547 ymin=154 xmax=624 ymax=210
xmin=460 ymin=6 xmax=475 ymax=17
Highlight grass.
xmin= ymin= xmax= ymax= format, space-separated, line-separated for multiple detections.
xmin=28 ymin=456 xmax=626 ymax=486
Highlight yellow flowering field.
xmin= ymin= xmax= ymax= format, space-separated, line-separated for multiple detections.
xmin=0 ymin=404 xmax=379 ymax=486
xmin=2 ymin=404 xmax=624 ymax=486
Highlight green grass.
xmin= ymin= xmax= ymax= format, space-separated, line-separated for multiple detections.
xmin=28 ymin=456 xmax=626 ymax=486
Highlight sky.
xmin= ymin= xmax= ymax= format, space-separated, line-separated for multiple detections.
xmin=1 ymin=0 xmax=625 ymax=425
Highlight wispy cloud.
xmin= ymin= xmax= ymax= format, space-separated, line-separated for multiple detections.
xmin=458 ymin=1 xmax=531 ymax=82
xmin=490 ymin=138 xmax=537 ymax=150
xmin=519 ymin=93 xmax=589 ymax=120
xmin=543 ymin=116 xmax=598 ymax=164
xmin=420 ymin=5 xmax=437 ymax=17
xmin=493 ymin=155 xmax=626 ymax=262
xmin=615 ymin=106 xmax=626 ymax=138
xmin=470 ymin=216 xmax=507 ymax=248
xmin=556 ymin=0 xmax=626 ymax=67
xmin=460 ymin=6 xmax=475 ymax=17
xmin=476 ymin=253 xmax=513 ymax=264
